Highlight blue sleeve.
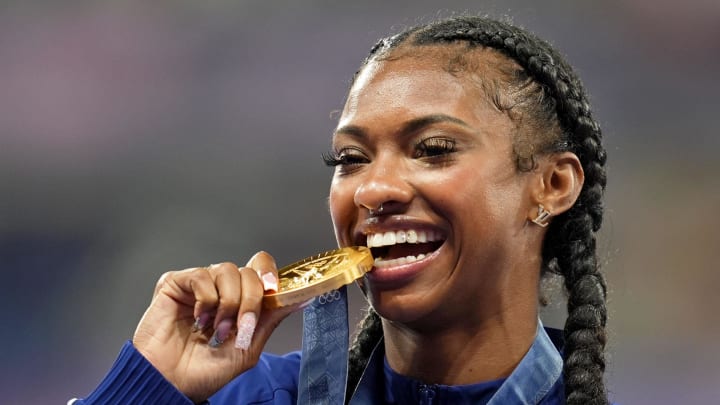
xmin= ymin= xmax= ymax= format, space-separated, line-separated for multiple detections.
xmin=69 ymin=340 xmax=193 ymax=404
xmin=70 ymin=341 xmax=302 ymax=405
xmin=209 ymin=351 xmax=301 ymax=405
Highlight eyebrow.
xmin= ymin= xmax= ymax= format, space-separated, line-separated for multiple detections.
xmin=333 ymin=114 xmax=473 ymax=140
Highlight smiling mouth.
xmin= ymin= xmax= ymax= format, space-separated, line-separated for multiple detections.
xmin=366 ymin=229 xmax=444 ymax=268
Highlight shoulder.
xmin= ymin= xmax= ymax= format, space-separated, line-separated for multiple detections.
xmin=209 ymin=351 xmax=301 ymax=405
xmin=541 ymin=327 xmax=620 ymax=405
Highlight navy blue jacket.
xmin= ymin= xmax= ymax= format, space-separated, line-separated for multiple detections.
xmin=72 ymin=327 xmax=578 ymax=404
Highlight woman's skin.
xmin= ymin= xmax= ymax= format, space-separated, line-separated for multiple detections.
xmin=330 ymin=47 xmax=583 ymax=385
xmin=132 ymin=253 xmax=297 ymax=403
xmin=131 ymin=46 xmax=583 ymax=403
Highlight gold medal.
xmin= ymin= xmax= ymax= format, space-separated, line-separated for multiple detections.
xmin=262 ymin=246 xmax=373 ymax=309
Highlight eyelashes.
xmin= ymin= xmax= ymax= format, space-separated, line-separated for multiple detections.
xmin=323 ymin=136 xmax=458 ymax=171
xmin=413 ymin=137 xmax=457 ymax=158
xmin=322 ymin=146 xmax=368 ymax=168
xmin=321 ymin=151 xmax=342 ymax=167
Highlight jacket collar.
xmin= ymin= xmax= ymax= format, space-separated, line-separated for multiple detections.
xmin=349 ymin=321 xmax=564 ymax=404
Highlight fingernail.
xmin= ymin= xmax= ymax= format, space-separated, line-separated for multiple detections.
xmin=192 ymin=313 xmax=210 ymax=332
xmin=261 ymin=273 xmax=278 ymax=292
xmin=209 ymin=318 xmax=233 ymax=348
xmin=235 ymin=312 xmax=257 ymax=350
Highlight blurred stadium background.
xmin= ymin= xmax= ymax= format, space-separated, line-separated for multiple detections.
xmin=1 ymin=1 xmax=718 ymax=403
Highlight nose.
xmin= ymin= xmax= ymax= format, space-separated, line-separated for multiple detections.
xmin=353 ymin=157 xmax=413 ymax=215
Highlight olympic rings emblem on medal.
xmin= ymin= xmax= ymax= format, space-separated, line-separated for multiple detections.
xmin=318 ymin=289 xmax=342 ymax=304
xmin=262 ymin=247 xmax=373 ymax=308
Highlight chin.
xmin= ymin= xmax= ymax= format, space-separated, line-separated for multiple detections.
xmin=365 ymin=286 xmax=441 ymax=327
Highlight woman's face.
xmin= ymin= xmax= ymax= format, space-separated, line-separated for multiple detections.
xmin=329 ymin=49 xmax=540 ymax=328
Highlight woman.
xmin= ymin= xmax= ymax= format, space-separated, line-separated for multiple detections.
xmin=74 ymin=15 xmax=610 ymax=405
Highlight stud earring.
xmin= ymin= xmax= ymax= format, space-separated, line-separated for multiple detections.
xmin=532 ymin=204 xmax=551 ymax=227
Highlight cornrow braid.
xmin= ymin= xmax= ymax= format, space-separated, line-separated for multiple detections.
xmin=346 ymin=307 xmax=382 ymax=400
xmin=345 ymin=16 xmax=608 ymax=405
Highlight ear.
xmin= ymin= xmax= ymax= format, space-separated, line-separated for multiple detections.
xmin=527 ymin=152 xmax=584 ymax=225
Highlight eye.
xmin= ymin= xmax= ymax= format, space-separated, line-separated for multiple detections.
xmin=322 ymin=146 xmax=369 ymax=173
xmin=414 ymin=137 xmax=457 ymax=160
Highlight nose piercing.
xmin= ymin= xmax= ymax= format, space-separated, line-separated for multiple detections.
xmin=367 ymin=203 xmax=384 ymax=216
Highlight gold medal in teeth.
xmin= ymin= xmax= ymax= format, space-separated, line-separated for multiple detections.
xmin=262 ymin=246 xmax=373 ymax=309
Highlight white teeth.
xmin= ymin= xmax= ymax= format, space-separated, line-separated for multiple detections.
xmin=417 ymin=231 xmax=427 ymax=243
xmin=365 ymin=229 xmax=443 ymax=248
xmin=374 ymin=253 xmax=428 ymax=268
xmin=382 ymin=231 xmax=396 ymax=245
xmin=371 ymin=233 xmax=384 ymax=247
xmin=406 ymin=230 xmax=418 ymax=243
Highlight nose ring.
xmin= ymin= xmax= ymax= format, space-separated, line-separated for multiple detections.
xmin=368 ymin=203 xmax=384 ymax=216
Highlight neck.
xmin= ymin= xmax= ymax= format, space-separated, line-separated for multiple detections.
xmin=381 ymin=301 xmax=538 ymax=385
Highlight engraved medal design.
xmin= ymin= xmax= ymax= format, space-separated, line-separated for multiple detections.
xmin=262 ymin=246 xmax=373 ymax=308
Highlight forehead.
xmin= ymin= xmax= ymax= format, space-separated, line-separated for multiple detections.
xmin=339 ymin=47 xmax=512 ymax=130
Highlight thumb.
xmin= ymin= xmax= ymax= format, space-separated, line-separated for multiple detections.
xmin=243 ymin=251 xmax=307 ymax=351
xmin=246 ymin=251 xmax=280 ymax=292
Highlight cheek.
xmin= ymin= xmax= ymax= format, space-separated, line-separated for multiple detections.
xmin=424 ymin=167 xmax=494 ymax=216
xmin=328 ymin=179 xmax=355 ymax=243
xmin=429 ymin=167 xmax=518 ymax=227
xmin=328 ymin=178 xmax=347 ymax=214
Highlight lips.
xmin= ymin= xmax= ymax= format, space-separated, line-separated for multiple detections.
xmin=365 ymin=229 xmax=444 ymax=269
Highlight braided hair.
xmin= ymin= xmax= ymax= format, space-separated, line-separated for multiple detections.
xmin=345 ymin=16 xmax=608 ymax=405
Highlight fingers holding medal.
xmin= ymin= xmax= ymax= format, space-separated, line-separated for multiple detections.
xmin=262 ymin=246 xmax=373 ymax=308
xmin=132 ymin=247 xmax=372 ymax=401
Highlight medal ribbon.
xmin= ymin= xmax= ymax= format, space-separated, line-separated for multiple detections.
xmin=298 ymin=285 xmax=349 ymax=404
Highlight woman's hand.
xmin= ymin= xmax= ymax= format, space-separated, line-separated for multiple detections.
xmin=132 ymin=251 xmax=299 ymax=403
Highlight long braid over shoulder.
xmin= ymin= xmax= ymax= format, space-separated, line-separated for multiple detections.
xmin=346 ymin=307 xmax=382 ymax=399
xmin=345 ymin=16 xmax=608 ymax=405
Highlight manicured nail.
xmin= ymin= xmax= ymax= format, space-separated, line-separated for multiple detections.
xmin=192 ymin=312 xmax=210 ymax=332
xmin=234 ymin=312 xmax=257 ymax=350
xmin=261 ymin=272 xmax=278 ymax=292
xmin=209 ymin=318 xmax=233 ymax=348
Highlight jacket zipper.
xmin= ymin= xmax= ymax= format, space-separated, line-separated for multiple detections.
xmin=418 ymin=384 xmax=437 ymax=404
